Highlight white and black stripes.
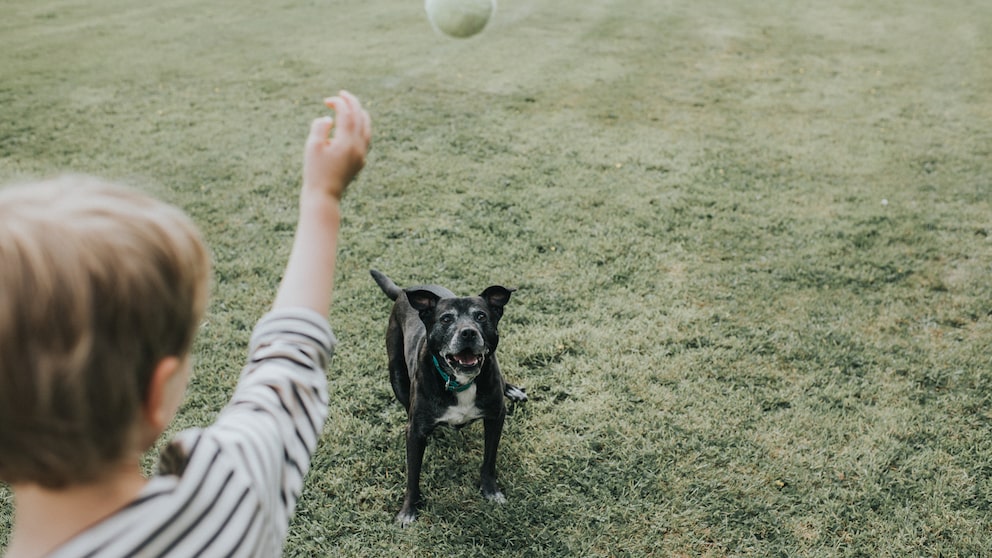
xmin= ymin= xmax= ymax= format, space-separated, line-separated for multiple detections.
xmin=49 ymin=309 xmax=335 ymax=558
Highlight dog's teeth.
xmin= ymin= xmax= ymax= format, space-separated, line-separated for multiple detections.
xmin=448 ymin=352 xmax=481 ymax=367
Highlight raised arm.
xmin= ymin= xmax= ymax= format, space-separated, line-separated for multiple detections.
xmin=273 ymin=91 xmax=371 ymax=314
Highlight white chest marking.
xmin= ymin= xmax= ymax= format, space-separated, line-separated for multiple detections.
xmin=436 ymin=384 xmax=483 ymax=426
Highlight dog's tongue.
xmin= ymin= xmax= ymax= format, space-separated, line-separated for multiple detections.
xmin=452 ymin=351 xmax=481 ymax=367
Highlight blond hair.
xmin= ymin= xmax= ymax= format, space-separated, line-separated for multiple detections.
xmin=0 ymin=176 xmax=211 ymax=488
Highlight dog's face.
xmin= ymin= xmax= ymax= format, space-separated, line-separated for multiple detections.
xmin=406 ymin=286 xmax=513 ymax=381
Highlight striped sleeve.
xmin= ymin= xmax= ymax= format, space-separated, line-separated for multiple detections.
xmin=217 ymin=308 xmax=335 ymax=530
xmin=46 ymin=308 xmax=336 ymax=558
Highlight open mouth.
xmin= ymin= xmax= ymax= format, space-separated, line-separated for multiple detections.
xmin=446 ymin=350 xmax=483 ymax=371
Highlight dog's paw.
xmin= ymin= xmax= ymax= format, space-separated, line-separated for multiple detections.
xmin=484 ymin=490 xmax=508 ymax=505
xmin=504 ymin=383 xmax=527 ymax=402
xmin=394 ymin=509 xmax=418 ymax=527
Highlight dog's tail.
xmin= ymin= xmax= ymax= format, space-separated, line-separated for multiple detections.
xmin=370 ymin=269 xmax=403 ymax=301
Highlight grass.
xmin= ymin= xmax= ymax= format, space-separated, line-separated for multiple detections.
xmin=3 ymin=0 xmax=992 ymax=555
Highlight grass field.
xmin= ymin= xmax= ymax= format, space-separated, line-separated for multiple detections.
xmin=2 ymin=0 xmax=992 ymax=555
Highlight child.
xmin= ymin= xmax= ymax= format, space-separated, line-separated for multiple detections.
xmin=0 ymin=91 xmax=371 ymax=557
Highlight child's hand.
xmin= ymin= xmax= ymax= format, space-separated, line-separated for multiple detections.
xmin=303 ymin=91 xmax=371 ymax=201
xmin=275 ymin=92 xmax=371 ymax=313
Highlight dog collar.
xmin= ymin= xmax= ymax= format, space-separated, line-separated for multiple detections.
xmin=432 ymin=355 xmax=475 ymax=392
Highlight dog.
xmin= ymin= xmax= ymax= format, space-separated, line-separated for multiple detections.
xmin=371 ymin=269 xmax=526 ymax=526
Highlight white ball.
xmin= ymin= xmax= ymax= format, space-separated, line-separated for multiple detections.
xmin=425 ymin=0 xmax=495 ymax=39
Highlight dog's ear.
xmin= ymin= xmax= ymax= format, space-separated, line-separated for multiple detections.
xmin=480 ymin=286 xmax=515 ymax=321
xmin=405 ymin=289 xmax=441 ymax=320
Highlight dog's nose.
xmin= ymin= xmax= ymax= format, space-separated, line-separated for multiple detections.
xmin=459 ymin=328 xmax=478 ymax=340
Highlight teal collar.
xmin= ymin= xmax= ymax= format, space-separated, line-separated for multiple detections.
xmin=432 ymin=355 xmax=475 ymax=392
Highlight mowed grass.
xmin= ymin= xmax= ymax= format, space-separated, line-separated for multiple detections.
xmin=3 ymin=0 xmax=992 ymax=555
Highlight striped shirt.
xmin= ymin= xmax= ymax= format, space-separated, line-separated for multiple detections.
xmin=48 ymin=309 xmax=335 ymax=557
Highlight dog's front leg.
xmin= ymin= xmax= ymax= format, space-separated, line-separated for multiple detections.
xmin=397 ymin=424 xmax=428 ymax=526
xmin=480 ymin=414 xmax=507 ymax=504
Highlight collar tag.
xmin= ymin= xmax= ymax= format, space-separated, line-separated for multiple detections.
xmin=432 ymin=355 xmax=475 ymax=392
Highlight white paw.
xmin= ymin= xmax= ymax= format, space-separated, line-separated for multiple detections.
xmin=395 ymin=510 xmax=417 ymax=527
xmin=485 ymin=490 xmax=507 ymax=504
xmin=504 ymin=385 xmax=528 ymax=402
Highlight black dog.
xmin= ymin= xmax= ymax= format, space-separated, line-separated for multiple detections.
xmin=371 ymin=270 xmax=526 ymax=526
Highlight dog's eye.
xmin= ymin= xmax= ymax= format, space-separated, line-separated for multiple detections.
xmin=474 ymin=312 xmax=487 ymax=322
xmin=439 ymin=314 xmax=455 ymax=325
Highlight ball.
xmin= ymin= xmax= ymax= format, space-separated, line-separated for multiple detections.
xmin=425 ymin=0 xmax=496 ymax=39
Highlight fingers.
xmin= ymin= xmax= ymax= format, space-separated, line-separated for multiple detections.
xmin=307 ymin=115 xmax=334 ymax=147
xmin=343 ymin=91 xmax=370 ymax=145
xmin=324 ymin=91 xmax=371 ymax=144
xmin=358 ymin=101 xmax=371 ymax=145
xmin=308 ymin=92 xmax=358 ymax=147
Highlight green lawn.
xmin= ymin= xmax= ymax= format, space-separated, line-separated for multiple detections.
xmin=2 ymin=0 xmax=991 ymax=555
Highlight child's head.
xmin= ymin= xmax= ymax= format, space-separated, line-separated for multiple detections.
xmin=0 ymin=175 xmax=211 ymax=489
